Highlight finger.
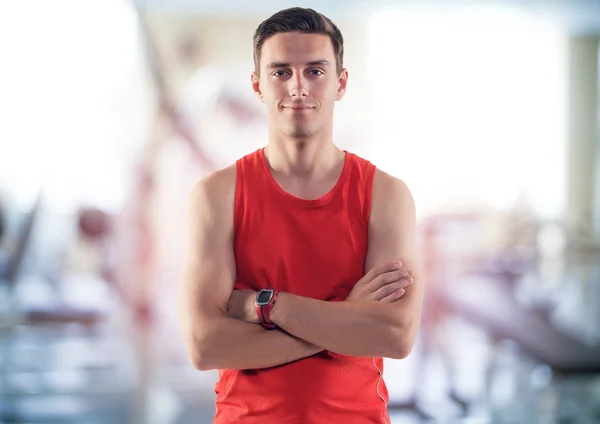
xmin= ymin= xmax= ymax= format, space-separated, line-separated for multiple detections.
xmin=381 ymin=288 xmax=405 ymax=303
xmin=370 ymin=261 xmax=403 ymax=278
xmin=371 ymin=269 xmax=405 ymax=290
xmin=359 ymin=261 xmax=402 ymax=285
xmin=360 ymin=267 xmax=378 ymax=283
xmin=399 ymin=276 xmax=414 ymax=288
xmin=372 ymin=275 xmax=414 ymax=300
xmin=393 ymin=271 xmax=415 ymax=287
xmin=400 ymin=270 xmax=413 ymax=279
xmin=385 ymin=261 xmax=403 ymax=272
xmin=372 ymin=280 xmax=403 ymax=300
xmin=398 ymin=269 xmax=415 ymax=279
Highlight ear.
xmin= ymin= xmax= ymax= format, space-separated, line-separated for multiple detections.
xmin=335 ymin=68 xmax=349 ymax=101
xmin=251 ymin=72 xmax=264 ymax=103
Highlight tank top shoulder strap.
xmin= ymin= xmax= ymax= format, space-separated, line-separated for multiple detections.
xmin=234 ymin=149 xmax=266 ymax=233
xmin=343 ymin=152 xmax=377 ymax=230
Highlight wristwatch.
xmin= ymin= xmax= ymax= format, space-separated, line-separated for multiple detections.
xmin=255 ymin=289 xmax=279 ymax=329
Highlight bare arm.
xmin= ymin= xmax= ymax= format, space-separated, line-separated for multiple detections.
xmin=178 ymin=166 xmax=321 ymax=371
xmin=265 ymin=170 xmax=424 ymax=358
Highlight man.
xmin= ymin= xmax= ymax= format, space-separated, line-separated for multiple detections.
xmin=179 ymin=7 xmax=424 ymax=423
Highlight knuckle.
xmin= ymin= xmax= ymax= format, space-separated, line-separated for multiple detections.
xmin=388 ymin=271 xmax=401 ymax=282
xmin=369 ymin=270 xmax=381 ymax=281
xmin=377 ymin=275 xmax=388 ymax=285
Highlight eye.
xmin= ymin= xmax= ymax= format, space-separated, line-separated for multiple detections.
xmin=309 ymin=69 xmax=324 ymax=76
xmin=272 ymin=70 xmax=289 ymax=77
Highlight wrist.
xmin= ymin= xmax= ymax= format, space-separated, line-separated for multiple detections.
xmin=247 ymin=293 xmax=260 ymax=323
xmin=255 ymin=289 xmax=279 ymax=329
xmin=269 ymin=291 xmax=287 ymax=326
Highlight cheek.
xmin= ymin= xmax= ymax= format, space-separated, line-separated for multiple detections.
xmin=316 ymin=81 xmax=338 ymax=99
xmin=259 ymin=90 xmax=277 ymax=108
xmin=262 ymin=86 xmax=283 ymax=103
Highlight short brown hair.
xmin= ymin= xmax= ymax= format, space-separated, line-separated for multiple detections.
xmin=253 ymin=7 xmax=344 ymax=76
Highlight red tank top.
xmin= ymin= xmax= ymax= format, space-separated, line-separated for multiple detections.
xmin=214 ymin=148 xmax=390 ymax=424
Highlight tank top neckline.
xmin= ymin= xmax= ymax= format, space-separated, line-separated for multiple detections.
xmin=258 ymin=147 xmax=351 ymax=208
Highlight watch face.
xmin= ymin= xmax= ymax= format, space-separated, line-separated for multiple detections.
xmin=256 ymin=290 xmax=273 ymax=306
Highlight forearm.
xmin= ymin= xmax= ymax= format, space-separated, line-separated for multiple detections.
xmin=191 ymin=315 xmax=322 ymax=371
xmin=270 ymin=293 xmax=409 ymax=358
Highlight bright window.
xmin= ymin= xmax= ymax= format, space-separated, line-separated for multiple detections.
xmin=367 ymin=6 xmax=567 ymax=219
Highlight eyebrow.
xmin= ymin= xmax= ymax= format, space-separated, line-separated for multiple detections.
xmin=265 ymin=60 xmax=330 ymax=70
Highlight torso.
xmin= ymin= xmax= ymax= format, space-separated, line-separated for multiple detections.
xmin=213 ymin=147 xmax=391 ymax=424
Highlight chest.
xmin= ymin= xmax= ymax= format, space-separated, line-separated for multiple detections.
xmin=234 ymin=203 xmax=368 ymax=300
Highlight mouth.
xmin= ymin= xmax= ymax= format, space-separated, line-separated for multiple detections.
xmin=283 ymin=105 xmax=314 ymax=111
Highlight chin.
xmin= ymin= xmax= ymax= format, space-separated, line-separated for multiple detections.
xmin=282 ymin=125 xmax=320 ymax=140
xmin=288 ymin=131 xmax=315 ymax=140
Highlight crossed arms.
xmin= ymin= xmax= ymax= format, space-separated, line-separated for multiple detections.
xmin=178 ymin=164 xmax=424 ymax=371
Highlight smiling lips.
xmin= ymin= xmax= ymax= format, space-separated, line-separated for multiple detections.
xmin=283 ymin=104 xmax=314 ymax=110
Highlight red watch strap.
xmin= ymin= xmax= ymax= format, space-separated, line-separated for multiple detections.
xmin=256 ymin=291 xmax=279 ymax=329
xmin=254 ymin=302 xmax=275 ymax=329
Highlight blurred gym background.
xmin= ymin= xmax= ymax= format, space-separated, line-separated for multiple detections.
xmin=0 ymin=0 xmax=599 ymax=423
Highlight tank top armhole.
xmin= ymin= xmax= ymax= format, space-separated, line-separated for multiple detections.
xmin=233 ymin=158 xmax=243 ymax=238
xmin=363 ymin=163 xmax=377 ymax=231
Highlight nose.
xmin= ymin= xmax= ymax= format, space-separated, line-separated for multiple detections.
xmin=288 ymin=73 xmax=308 ymax=98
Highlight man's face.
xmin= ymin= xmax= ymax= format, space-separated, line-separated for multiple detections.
xmin=251 ymin=32 xmax=348 ymax=140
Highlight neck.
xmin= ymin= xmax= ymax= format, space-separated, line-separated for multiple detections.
xmin=264 ymin=133 xmax=343 ymax=179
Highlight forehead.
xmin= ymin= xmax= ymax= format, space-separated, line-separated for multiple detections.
xmin=260 ymin=32 xmax=335 ymax=67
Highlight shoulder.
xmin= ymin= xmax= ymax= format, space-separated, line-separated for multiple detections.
xmin=371 ymin=168 xmax=415 ymax=222
xmin=345 ymin=151 xmax=414 ymax=214
xmin=193 ymin=163 xmax=236 ymax=196
xmin=374 ymin=168 xmax=413 ymax=203
xmin=189 ymin=164 xmax=237 ymax=222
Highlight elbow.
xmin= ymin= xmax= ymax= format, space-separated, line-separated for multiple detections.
xmin=185 ymin=331 xmax=218 ymax=371
xmin=191 ymin=358 xmax=214 ymax=372
xmin=387 ymin=321 xmax=420 ymax=360
xmin=181 ymin=311 xmax=227 ymax=371
xmin=388 ymin=339 xmax=414 ymax=360
xmin=189 ymin=347 xmax=213 ymax=371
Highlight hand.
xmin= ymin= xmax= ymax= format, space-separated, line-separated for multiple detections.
xmin=346 ymin=261 xmax=414 ymax=303
xmin=227 ymin=290 xmax=260 ymax=324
